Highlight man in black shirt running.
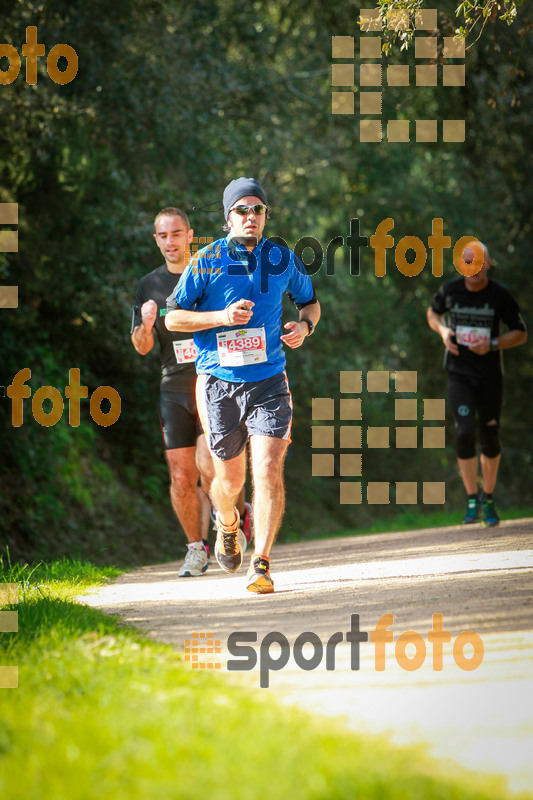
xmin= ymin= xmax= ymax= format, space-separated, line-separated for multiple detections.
xmin=427 ymin=242 xmax=527 ymax=526
xmin=132 ymin=207 xmax=250 ymax=576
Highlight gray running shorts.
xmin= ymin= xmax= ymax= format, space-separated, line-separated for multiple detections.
xmin=196 ymin=372 xmax=292 ymax=460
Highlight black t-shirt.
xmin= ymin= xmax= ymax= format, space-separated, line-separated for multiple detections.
xmin=430 ymin=277 xmax=526 ymax=377
xmin=134 ymin=265 xmax=196 ymax=392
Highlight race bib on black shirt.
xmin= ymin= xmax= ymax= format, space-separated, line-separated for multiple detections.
xmin=134 ymin=265 xmax=196 ymax=392
xmin=430 ymin=277 xmax=526 ymax=377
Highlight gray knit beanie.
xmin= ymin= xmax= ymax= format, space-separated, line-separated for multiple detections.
xmin=223 ymin=177 xmax=268 ymax=220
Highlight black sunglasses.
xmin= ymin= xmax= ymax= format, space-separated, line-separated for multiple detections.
xmin=230 ymin=204 xmax=268 ymax=216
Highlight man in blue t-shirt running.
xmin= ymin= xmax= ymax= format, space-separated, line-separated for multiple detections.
xmin=166 ymin=177 xmax=320 ymax=593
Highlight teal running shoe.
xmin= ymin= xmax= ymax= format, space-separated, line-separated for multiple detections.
xmin=462 ymin=497 xmax=480 ymax=524
xmin=482 ymin=498 xmax=500 ymax=527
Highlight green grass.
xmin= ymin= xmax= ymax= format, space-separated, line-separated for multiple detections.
xmin=284 ymin=503 xmax=533 ymax=543
xmin=354 ymin=504 xmax=533 ymax=536
xmin=0 ymin=552 xmax=123 ymax=594
xmin=1 ymin=557 xmax=530 ymax=800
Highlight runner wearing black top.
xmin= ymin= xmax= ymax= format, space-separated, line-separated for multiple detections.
xmin=132 ymin=208 xmax=252 ymax=577
xmin=131 ymin=208 xmax=212 ymax=576
xmin=427 ymin=243 xmax=527 ymax=525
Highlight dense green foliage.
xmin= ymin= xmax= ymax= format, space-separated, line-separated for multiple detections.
xmin=1 ymin=0 xmax=531 ymax=563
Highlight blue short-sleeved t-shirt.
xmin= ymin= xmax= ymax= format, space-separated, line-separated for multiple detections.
xmin=167 ymin=236 xmax=315 ymax=382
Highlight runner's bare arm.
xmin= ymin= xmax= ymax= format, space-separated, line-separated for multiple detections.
xmin=165 ymin=300 xmax=255 ymax=332
xmin=131 ymin=299 xmax=157 ymax=355
xmin=469 ymin=328 xmax=527 ymax=355
xmin=281 ymin=300 xmax=321 ymax=349
xmin=426 ymin=307 xmax=459 ymax=356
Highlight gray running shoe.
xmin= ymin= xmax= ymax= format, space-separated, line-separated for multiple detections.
xmin=178 ymin=543 xmax=209 ymax=577
xmin=215 ymin=511 xmax=243 ymax=573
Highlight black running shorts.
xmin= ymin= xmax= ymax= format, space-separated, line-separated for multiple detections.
xmin=196 ymin=372 xmax=293 ymax=460
xmin=159 ymin=391 xmax=203 ymax=450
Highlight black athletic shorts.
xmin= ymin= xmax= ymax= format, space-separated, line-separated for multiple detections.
xmin=196 ymin=372 xmax=293 ymax=460
xmin=447 ymin=371 xmax=503 ymax=436
xmin=159 ymin=391 xmax=203 ymax=450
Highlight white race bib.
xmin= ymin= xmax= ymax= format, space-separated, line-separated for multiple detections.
xmin=455 ymin=325 xmax=491 ymax=346
xmin=173 ymin=338 xmax=197 ymax=364
xmin=216 ymin=327 xmax=267 ymax=367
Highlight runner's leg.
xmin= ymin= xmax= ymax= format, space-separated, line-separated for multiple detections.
xmin=209 ymin=450 xmax=247 ymax=527
xmin=448 ymin=374 xmax=479 ymax=495
xmin=196 ymin=433 xmax=214 ymax=494
xmin=249 ymin=434 xmax=288 ymax=557
xmin=195 ymin=433 xmax=214 ymax=539
xmin=195 ymin=373 xmax=248 ymax=527
xmin=236 ymin=488 xmax=246 ymax=518
xmin=480 ymin=453 xmax=501 ymax=494
xmin=197 ymin=484 xmax=211 ymax=542
xmin=165 ymin=447 xmax=202 ymax=543
xmin=478 ymin=374 xmax=503 ymax=496
xmin=196 ymin=432 xmax=246 ymax=525
xmin=160 ymin=392 xmax=205 ymax=543
xmin=457 ymin=457 xmax=479 ymax=495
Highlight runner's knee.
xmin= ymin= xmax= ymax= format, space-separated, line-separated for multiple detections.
xmin=170 ymin=469 xmax=197 ymax=498
xmin=196 ymin=448 xmax=214 ymax=483
xmin=214 ymin=470 xmax=245 ymax=499
xmin=252 ymin=453 xmax=285 ymax=484
xmin=480 ymin=421 xmax=501 ymax=458
xmin=456 ymin=433 xmax=476 ymax=459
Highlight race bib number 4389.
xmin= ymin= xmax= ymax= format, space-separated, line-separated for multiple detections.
xmin=216 ymin=327 xmax=267 ymax=367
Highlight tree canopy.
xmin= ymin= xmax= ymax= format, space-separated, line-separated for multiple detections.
xmin=1 ymin=0 xmax=531 ymax=562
